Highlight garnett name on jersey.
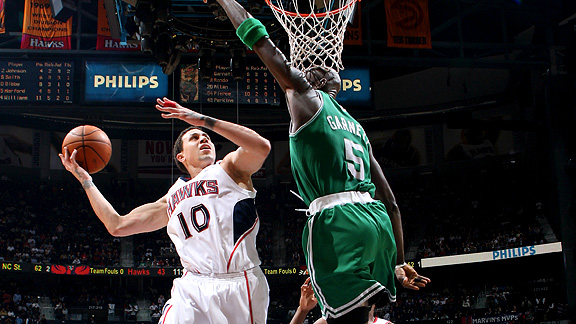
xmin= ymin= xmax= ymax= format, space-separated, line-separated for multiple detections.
xmin=326 ymin=115 xmax=370 ymax=145
xmin=167 ymin=179 xmax=219 ymax=215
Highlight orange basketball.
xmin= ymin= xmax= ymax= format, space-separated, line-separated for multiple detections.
xmin=62 ymin=125 xmax=112 ymax=174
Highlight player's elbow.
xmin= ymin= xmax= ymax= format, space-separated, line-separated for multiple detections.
xmin=107 ymin=226 xmax=125 ymax=237
xmin=107 ymin=224 xmax=131 ymax=237
xmin=250 ymin=137 xmax=271 ymax=161
xmin=386 ymin=203 xmax=400 ymax=218
xmin=259 ymin=138 xmax=272 ymax=158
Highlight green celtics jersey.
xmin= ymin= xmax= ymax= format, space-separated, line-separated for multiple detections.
xmin=289 ymin=91 xmax=375 ymax=206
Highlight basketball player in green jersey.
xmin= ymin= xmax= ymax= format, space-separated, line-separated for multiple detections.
xmin=212 ymin=0 xmax=430 ymax=323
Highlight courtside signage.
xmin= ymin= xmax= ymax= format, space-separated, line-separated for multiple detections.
xmin=420 ymin=242 xmax=562 ymax=268
xmin=338 ymin=67 xmax=371 ymax=105
xmin=84 ymin=61 xmax=168 ymax=103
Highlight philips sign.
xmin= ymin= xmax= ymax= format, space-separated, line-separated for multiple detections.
xmin=84 ymin=61 xmax=168 ymax=103
xmin=420 ymin=242 xmax=562 ymax=268
xmin=492 ymin=246 xmax=536 ymax=260
xmin=93 ymin=75 xmax=159 ymax=89
xmin=337 ymin=68 xmax=371 ymax=105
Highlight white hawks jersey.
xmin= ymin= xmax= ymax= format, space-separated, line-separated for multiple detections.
xmin=166 ymin=163 xmax=261 ymax=274
xmin=373 ymin=317 xmax=393 ymax=324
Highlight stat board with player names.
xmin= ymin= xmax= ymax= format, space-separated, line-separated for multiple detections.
xmin=180 ymin=63 xmax=281 ymax=106
xmin=0 ymin=60 xmax=74 ymax=103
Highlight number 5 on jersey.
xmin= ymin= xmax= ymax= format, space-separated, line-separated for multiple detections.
xmin=344 ymin=138 xmax=365 ymax=180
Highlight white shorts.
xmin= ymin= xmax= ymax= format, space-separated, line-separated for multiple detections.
xmin=158 ymin=267 xmax=269 ymax=324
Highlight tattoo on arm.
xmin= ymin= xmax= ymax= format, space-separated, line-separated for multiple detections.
xmin=201 ymin=116 xmax=216 ymax=130
xmin=82 ymin=180 xmax=95 ymax=190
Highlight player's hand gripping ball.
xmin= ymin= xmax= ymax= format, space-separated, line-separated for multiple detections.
xmin=62 ymin=125 xmax=112 ymax=174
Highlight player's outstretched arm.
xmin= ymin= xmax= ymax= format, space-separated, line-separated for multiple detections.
xmin=290 ymin=278 xmax=319 ymax=324
xmin=369 ymin=147 xmax=405 ymax=260
xmin=60 ymin=147 xmax=168 ymax=237
xmin=213 ymin=0 xmax=307 ymax=93
xmin=368 ymin=147 xmax=431 ymax=290
xmin=212 ymin=0 xmax=321 ymax=130
xmin=156 ymin=97 xmax=270 ymax=177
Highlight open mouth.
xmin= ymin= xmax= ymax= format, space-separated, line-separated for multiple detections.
xmin=200 ymin=144 xmax=211 ymax=150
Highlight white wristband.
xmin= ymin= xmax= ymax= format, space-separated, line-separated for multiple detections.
xmin=395 ymin=262 xmax=407 ymax=270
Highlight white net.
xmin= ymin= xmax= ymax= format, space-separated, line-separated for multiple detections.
xmin=265 ymin=0 xmax=358 ymax=72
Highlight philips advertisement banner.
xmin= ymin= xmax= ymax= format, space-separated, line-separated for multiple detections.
xmin=337 ymin=68 xmax=371 ymax=105
xmin=420 ymin=242 xmax=562 ymax=268
xmin=84 ymin=61 xmax=168 ymax=103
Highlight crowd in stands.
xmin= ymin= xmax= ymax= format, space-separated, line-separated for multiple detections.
xmin=0 ymin=288 xmax=43 ymax=324
xmin=0 ymin=271 xmax=569 ymax=324
xmin=378 ymin=280 xmax=568 ymax=323
xmin=0 ymin=152 xmax=569 ymax=323
xmin=0 ymin=176 xmax=122 ymax=267
xmin=410 ymin=161 xmax=550 ymax=260
xmin=0 ymin=153 xmax=555 ymax=269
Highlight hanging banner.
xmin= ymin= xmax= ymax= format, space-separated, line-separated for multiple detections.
xmin=21 ymin=0 xmax=72 ymax=49
xmin=385 ymin=0 xmax=432 ymax=49
xmin=96 ymin=0 xmax=139 ymax=51
xmin=344 ymin=1 xmax=362 ymax=45
xmin=0 ymin=0 xmax=5 ymax=34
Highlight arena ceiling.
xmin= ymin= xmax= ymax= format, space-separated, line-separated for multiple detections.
xmin=0 ymin=0 xmax=575 ymax=138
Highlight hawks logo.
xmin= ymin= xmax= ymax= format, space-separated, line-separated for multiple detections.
xmin=51 ymin=265 xmax=90 ymax=275
xmin=390 ymin=0 xmax=424 ymax=30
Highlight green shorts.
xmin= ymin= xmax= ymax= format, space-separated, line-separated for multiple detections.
xmin=302 ymin=200 xmax=397 ymax=319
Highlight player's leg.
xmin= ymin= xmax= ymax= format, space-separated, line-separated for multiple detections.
xmin=218 ymin=267 xmax=270 ymax=324
xmin=159 ymin=275 xmax=215 ymax=323
xmin=247 ymin=267 xmax=270 ymax=324
xmin=369 ymin=202 xmax=398 ymax=308
xmin=303 ymin=202 xmax=396 ymax=321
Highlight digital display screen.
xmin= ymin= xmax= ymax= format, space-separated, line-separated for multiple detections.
xmin=84 ymin=61 xmax=169 ymax=103
xmin=0 ymin=262 xmax=308 ymax=277
xmin=0 ymin=60 xmax=74 ymax=103
xmin=180 ymin=63 xmax=281 ymax=105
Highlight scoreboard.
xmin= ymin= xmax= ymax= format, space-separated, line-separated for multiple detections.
xmin=180 ymin=63 xmax=281 ymax=106
xmin=0 ymin=58 xmax=286 ymax=106
xmin=0 ymin=60 xmax=74 ymax=103
xmin=240 ymin=65 xmax=280 ymax=105
xmin=0 ymin=262 xmax=309 ymax=277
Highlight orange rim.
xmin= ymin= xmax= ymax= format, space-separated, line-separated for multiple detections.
xmin=264 ymin=0 xmax=359 ymax=18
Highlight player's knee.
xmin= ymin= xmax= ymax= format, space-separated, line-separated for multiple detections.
xmin=326 ymin=306 xmax=371 ymax=324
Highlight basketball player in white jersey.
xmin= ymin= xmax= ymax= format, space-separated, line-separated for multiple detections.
xmin=60 ymin=97 xmax=271 ymax=324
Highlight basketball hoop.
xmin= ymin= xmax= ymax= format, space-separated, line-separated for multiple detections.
xmin=264 ymin=0 xmax=359 ymax=72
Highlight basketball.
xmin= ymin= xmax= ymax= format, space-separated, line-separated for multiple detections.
xmin=62 ymin=125 xmax=112 ymax=174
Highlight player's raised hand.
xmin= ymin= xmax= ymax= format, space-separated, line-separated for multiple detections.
xmin=59 ymin=147 xmax=92 ymax=183
xmin=395 ymin=263 xmax=431 ymax=290
xmin=299 ymin=278 xmax=318 ymax=312
xmin=156 ymin=97 xmax=208 ymax=126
